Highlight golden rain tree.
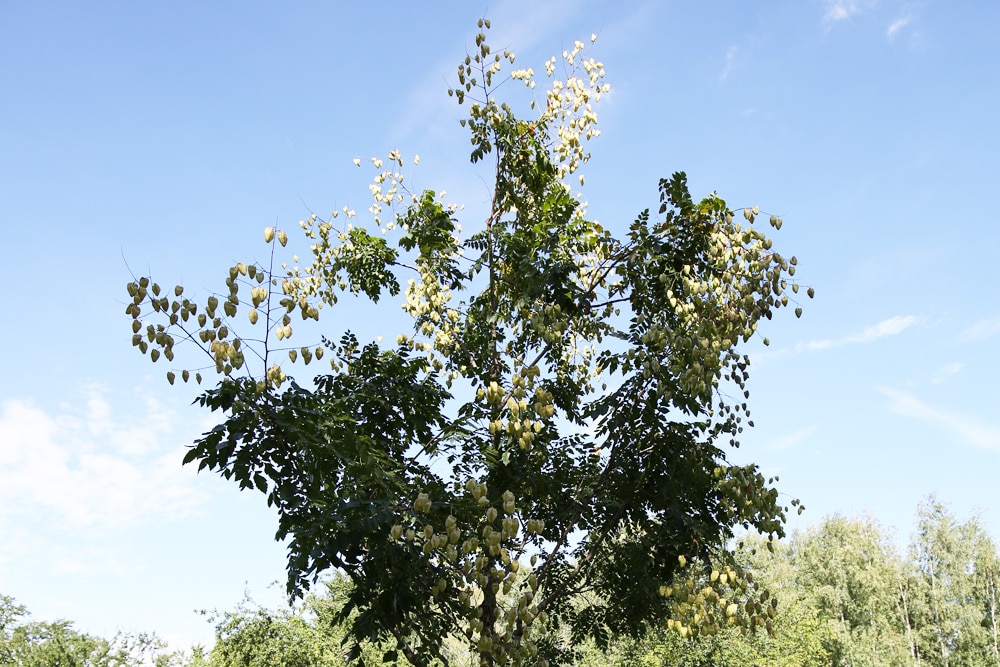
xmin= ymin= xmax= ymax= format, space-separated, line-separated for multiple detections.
xmin=125 ymin=22 xmax=812 ymax=667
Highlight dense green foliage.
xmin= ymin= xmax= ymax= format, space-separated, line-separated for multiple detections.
xmin=124 ymin=22 xmax=812 ymax=666
xmin=7 ymin=501 xmax=998 ymax=665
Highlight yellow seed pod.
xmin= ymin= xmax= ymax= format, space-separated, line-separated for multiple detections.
xmin=264 ymin=227 xmax=275 ymax=243
xmin=248 ymin=309 xmax=259 ymax=324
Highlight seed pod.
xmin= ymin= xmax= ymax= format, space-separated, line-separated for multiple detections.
xmin=264 ymin=227 xmax=275 ymax=243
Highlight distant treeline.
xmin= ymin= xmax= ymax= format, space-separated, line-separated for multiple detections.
xmin=4 ymin=496 xmax=998 ymax=666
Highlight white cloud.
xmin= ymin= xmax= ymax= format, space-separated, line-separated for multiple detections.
xmin=824 ymin=0 xmax=862 ymax=22
xmin=798 ymin=315 xmax=917 ymax=352
xmin=720 ymin=46 xmax=738 ymax=80
xmin=879 ymin=387 xmax=1000 ymax=452
xmin=0 ymin=391 xmax=208 ymax=535
xmin=770 ymin=426 xmax=815 ymax=451
xmin=961 ymin=316 xmax=1000 ymax=342
xmin=931 ymin=362 xmax=964 ymax=384
xmin=886 ymin=16 xmax=912 ymax=38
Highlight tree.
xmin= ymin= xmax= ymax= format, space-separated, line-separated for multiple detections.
xmin=973 ymin=534 xmax=1000 ymax=667
xmin=125 ymin=21 xmax=811 ymax=667
xmin=202 ymin=591 xmax=343 ymax=667
xmin=0 ymin=594 xmax=187 ymax=667
xmin=607 ymin=535 xmax=832 ymax=667
xmin=792 ymin=516 xmax=912 ymax=666
xmin=911 ymin=498 xmax=997 ymax=667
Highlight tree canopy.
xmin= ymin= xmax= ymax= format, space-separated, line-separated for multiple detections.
xmin=125 ymin=21 xmax=812 ymax=666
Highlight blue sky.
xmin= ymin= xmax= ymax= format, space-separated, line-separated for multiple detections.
xmin=2 ymin=0 xmax=999 ymax=652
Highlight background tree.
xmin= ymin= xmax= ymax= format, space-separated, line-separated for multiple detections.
xmin=911 ymin=498 xmax=996 ymax=667
xmin=202 ymin=588 xmax=343 ymax=667
xmin=792 ymin=515 xmax=911 ymax=666
xmin=607 ymin=535 xmax=832 ymax=667
xmin=125 ymin=22 xmax=811 ymax=666
xmin=0 ymin=595 xmax=186 ymax=667
xmin=973 ymin=532 xmax=1000 ymax=666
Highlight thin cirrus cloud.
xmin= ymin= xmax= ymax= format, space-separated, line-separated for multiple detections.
xmin=886 ymin=16 xmax=912 ymax=38
xmin=719 ymin=46 xmax=738 ymax=80
xmin=960 ymin=316 xmax=1000 ymax=342
xmin=769 ymin=426 xmax=816 ymax=451
xmin=879 ymin=386 xmax=1000 ymax=452
xmin=823 ymin=0 xmax=862 ymax=22
xmin=797 ymin=315 xmax=917 ymax=353
xmin=753 ymin=315 xmax=917 ymax=365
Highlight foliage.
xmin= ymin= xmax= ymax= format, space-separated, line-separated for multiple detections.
xmin=0 ymin=594 xmax=186 ymax=667
xmin=124 ymin=21 xmax=812 ymax=667
xmin=7 ymin=502 xmax=1000 ymax=665
xmin=597 ymin=505 xmax=1000 ymax=667
xmin=792 ymin=515 xmax=912 ymax=666
xmin=910 ymin=498 xmax=999 ymax=667
xmin=601 ymin=535 xmax=832 ymax=667
xmin=202 ymin=590 xmax=342 ymax=666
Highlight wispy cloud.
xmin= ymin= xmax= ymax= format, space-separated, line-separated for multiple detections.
xmin=720 ymin=46 xmax=738 ymax=80
xmin=798 ymin=315 xmax=917 ymax=352
xmin=754 ymin=315 xmax=917 ymax=365
xmin=823 ymin=0 xmax=863 ymax=22
xmin=961 ymin=316 xmax=1000 ymax=342
xmin=879 ymin=387 xmax=1000 ymax=452
xmin=931 ymin=362 xmax=964 ymax=384
xmin=770 ymin=426 xmax=816 ymax=451
xmin=0 ymin=390 xmax=208 ymax=535
xmin=886 ymin=16 xmax=912 ymax=38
